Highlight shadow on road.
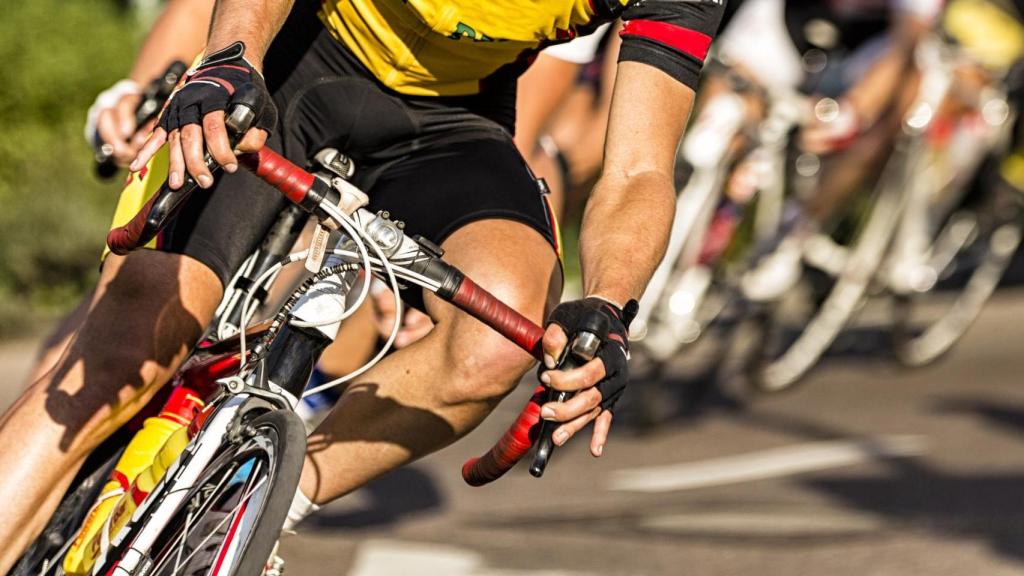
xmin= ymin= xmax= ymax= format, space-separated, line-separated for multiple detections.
xmin=733 ymin=405 xmax=1024 ymax=565
xmin=307 ymin=465 xmax=444 ymax=531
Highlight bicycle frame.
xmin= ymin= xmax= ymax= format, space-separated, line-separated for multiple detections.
xmin=887 ymin=36 xmax=1016 ymax=295
xmin=90 ymin=144 xmax=551 ymax=574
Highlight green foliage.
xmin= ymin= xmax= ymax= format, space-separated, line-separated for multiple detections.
xmin=0 ymin=0 xmax=140 ymax=335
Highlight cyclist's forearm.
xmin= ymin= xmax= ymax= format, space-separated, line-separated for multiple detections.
xmin=207 ymin=0 xmax=295 ymax=70
xmin=578 ymin=170 xmax=677 ymax=307
xmin=578 ymin=61 xmax=694 ymax=307
xmin=128 ymin=0 xmax=214 ymax=84
xmin=845 ymin=15 xmax=930 ymax=124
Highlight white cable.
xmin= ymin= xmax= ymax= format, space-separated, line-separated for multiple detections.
xmin=288 ymin=209 xmax=374 ymax=328
xmin=227 ymin=201 xmax=428 ymax=398
xmin=238 ymin=252 xmax=305 ymax=367
xmin=238 ymin=206 xmax=377 ymax=361
xmin=300 ymin=211 xmax=405 ymax=396
xmin=231 ymin=243 xmax=403 ymax=395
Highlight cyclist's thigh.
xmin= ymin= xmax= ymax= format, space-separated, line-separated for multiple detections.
xmin=362 ymin=135 xmax=563 ymax=316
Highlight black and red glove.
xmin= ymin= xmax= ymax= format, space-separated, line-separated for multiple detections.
xmin=544 ymin=297 xmax=639 ymax=412
xmin=158 ymin=42 xmax=277 ymax=135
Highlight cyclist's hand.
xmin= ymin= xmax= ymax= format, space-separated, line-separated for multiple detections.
xmin=130 ymin=42 xmax=277 ymax=190
xmin=86 ymin=80 xmax=149 ymax=166
xmin=538 ymin=297 xmax=635 ymax=457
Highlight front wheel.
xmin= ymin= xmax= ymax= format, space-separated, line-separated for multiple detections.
xmin=892 ymin=219 xmax=1023 ymax=366
xmin=103 ymin=409 xmax=306 ymax=576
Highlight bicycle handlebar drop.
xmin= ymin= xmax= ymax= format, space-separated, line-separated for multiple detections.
xmin=104 ymin=139 xmax=553 ymax=486
xmin=106 ymin=104 xmax=258 ymax=255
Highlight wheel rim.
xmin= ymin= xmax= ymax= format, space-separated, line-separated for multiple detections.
xmin=146 ymin=426 xmax=279 ymax=576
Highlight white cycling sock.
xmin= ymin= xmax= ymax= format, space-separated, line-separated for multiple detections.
xmin=282 ymin=487 xmax=320 ymax=531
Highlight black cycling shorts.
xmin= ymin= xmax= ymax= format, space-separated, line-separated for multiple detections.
xmin=120 ymin=0 xmax=558 ymax=309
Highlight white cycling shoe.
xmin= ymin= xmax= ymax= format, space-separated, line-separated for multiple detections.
xmin=741 ymin=235 xmax=804 ymax=303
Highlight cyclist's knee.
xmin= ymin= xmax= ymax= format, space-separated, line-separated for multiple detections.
xmin=436 ymin=319 xmax=538 ymax=406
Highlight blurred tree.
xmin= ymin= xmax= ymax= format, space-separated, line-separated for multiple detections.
xmin=0 ymin=0 xmax=141 ymax=335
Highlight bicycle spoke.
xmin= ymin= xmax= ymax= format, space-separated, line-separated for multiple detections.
xmin=155 ymin=464 xmax=268 ymax=576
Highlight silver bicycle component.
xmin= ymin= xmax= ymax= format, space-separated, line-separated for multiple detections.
xmin=314 ymin=148 xmax=356 ymax=180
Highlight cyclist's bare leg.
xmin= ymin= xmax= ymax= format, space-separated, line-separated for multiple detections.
xmin=300 ymin=219 xmax=560 ymax=503
xmin=23 ymin=288 xmax=94 ymax=387
xmin=0 ymin=251 xmax=222 ymax=572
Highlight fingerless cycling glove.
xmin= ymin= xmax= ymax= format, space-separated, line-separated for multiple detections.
xmin=545 ymin=297 xmax=639 ymax=412
xmin=158 ymin=42 xmax=277 ymax=135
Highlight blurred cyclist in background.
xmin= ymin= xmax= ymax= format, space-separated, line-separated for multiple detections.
xmin=705 ymin=0 xmax=944 ymax=300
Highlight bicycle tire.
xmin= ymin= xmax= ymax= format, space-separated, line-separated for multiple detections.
xmin=742 ymin=150 xmax=911 ymax=392
xmin=10 ymin=438 xmax=126 ymax=576
xmin=892 ymin=218 xmax=1023 ymax=366
xmin=101 ymin=409 xmax=305 ymax=576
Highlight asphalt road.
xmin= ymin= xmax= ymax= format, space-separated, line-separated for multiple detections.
xmin=4 ymin=291 xmax=1024 ymax=575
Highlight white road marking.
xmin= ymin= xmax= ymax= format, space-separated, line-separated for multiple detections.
xmin=639 ymin=511 xmax=883 ymax=537
xmin=608 ymin=435 xmax=927 ymax=493
xmin=347 ymin=539 xmax=594 ymax=576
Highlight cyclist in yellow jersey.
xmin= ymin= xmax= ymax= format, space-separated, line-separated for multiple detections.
xmin=0 ymin=0 xmax=725 ymax=566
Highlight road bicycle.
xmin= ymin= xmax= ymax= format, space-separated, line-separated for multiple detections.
xmin=736 ymin=34 xmax=1022 ymax=392
xmin=12 ymin=101 xmax=583 ymax=575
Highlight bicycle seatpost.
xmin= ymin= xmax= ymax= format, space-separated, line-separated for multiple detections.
xmin=529 ymin=311 xmax=609 ymax=478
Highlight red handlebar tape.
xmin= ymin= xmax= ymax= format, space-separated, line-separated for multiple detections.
xmin=449 ymin=276 xmax=548 ymax=486
xmin=106 ymin=148 xmax=316 ymax=255
xmin=106 ymin=147 xmax=549 ymax=487
xmin=106 ymin=184 xmax=164 ymax=255
xmin=238 ymin=149 xmax=315 ymax=206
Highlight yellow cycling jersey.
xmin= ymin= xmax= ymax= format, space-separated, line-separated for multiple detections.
xmin=318 ymin=0 xmax=625 ymax=96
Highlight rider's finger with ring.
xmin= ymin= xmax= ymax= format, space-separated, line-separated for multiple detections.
xmin=541 ymin=323 xmax=568 ymax=369
xmin=203 ymin=111 xmax=237 ymax=173
xmin=541 ymin=387 xmax=601 ymax=422
xmin=553 ymin=406 xmax=601 ymax=446
xmin=540 ymin=356 xmax=606 ymax=391
xmin=180 ymin=124 xmax=213 ymax=188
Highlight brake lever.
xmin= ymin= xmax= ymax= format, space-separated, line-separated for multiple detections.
xmin=529 ymin=311 xmax=610 ymax=478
